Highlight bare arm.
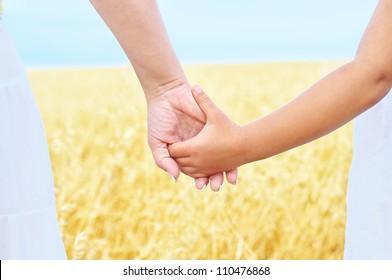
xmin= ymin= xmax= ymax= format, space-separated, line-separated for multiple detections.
xmin=89 ymin=0 xmax=238 ymax=190
xmin=169 ymin=0 xmax=392 ymax=177
xmin=241 ymin=0 xmax=392 ymax=164
xmin=90 ymin=0 xmax=185 ymax=98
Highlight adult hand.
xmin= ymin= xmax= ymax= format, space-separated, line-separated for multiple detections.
xmin=146 ymin=81 xmax=238 ymax=191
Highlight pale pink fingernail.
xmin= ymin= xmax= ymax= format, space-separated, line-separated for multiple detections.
xmin=167 ymin=172 xmax=176 ymax=182
xmin=194 ymin=86 xmax=202 ymax=94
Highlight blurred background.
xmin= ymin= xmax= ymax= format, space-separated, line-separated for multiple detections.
xmin=3 ymin=0 xmax=376 ymax=66
xmin=1 ymin=0 xmax=378 ymax=259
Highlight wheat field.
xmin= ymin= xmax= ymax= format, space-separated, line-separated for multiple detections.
xmin=27 ymin=61 xmax=352 ymax=260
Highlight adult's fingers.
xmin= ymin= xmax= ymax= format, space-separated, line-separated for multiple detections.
xmin=192 ymin=86 xmax=222 ymax=122
xmin=209 ymin=173 xmax=224 ymax=192
xmin=225 ymin=168 xmax=238 ymax=185
xmin=195 ymin=177 xmax=209 ymax=190
xmin=150 ymin=141 xmax=180 ymax=181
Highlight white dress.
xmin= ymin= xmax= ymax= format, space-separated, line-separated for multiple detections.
xmin=344 ymin=90 xmax=392 ymax=259
xmin=0 ymin=18 xmax=67 ymax=259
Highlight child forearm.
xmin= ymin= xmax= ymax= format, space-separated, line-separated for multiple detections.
xmin=240 ymin=60 xmax=391 ymax=164
xmin=240 ymin=0 xmax=392 ymax=164
xmin=90 ymin=0 xmax=186 ymax=99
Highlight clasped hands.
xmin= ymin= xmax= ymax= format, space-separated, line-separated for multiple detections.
xmin=146 ymin=80 xmax=242 ymax=192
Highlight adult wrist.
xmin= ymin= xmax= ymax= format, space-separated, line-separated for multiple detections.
xmin=144 ymin=75 xmax=189 ymax=104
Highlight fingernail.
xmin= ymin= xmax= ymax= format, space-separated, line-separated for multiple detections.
xmin=196 ymin=183 xmax=207 ymax=190
xmin=194 ymin=86 xmax=202 ymax=94
xmin=167 ymin=172 xmax=176 ymax=182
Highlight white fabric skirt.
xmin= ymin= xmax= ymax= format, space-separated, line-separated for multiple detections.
xmin=0 ymin=18 xmax=66 ymax=259
xmin=344 ymin=89 xmax=392 ymax=259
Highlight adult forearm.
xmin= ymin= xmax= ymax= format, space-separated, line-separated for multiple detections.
xmin=240 ymin=60 xmax=391 ymax=164
xmin=90 ymin=0 xmax=186 ymax=99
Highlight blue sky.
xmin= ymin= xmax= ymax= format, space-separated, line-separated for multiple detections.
xmin=3 ymin=0 xmax=378 ymax=66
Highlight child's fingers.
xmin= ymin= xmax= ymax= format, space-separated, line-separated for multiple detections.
xmin=168 ymin=140 xmax=192 ymax=158
xmin=179 ymin=166 xmax=206 ymax=179
xmin=172 ymin=156 xmax=192 ymax=167
xmin=192 ymin=86 xmax=222 ymax=122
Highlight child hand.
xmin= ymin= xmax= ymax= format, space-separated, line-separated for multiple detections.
xmin=169 ymin=86 xmax=244 ymax=191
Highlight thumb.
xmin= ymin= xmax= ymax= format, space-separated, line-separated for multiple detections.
xmin=168 ymin=138 xmax=194 ymax=159
xmin=192 ymin=86 xmax=221 ymax=122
